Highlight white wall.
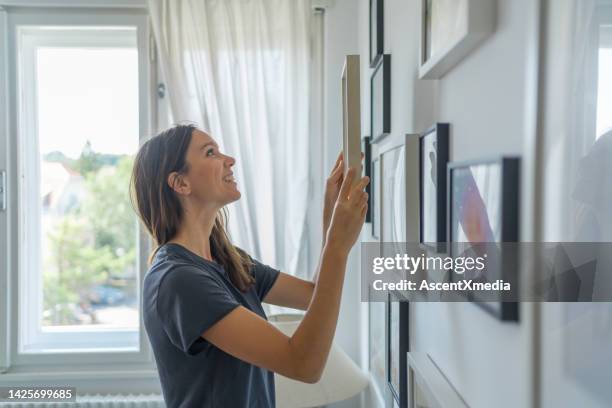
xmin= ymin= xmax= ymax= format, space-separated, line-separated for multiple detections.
xmin=321 ymin=1 xmax=363 ymax=407
xmin=413 ymin=3 xmax=532 ymax=405
xmin=354 ymin=0 xmax=540 ymax=407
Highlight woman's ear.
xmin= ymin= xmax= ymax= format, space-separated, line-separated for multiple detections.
xmin=167 ymin=172 xmax=191 ymax=195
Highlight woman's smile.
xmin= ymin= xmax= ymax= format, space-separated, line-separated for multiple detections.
xmin=223 ymin=172 xmax=236 ymax=184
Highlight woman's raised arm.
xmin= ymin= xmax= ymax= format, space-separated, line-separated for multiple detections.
xmin=201 ymin=168 xmax=369 ymax=383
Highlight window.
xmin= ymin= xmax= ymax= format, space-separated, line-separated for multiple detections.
xmin=1 ymin=7 xmax=154 ymax=375
xmin=19 ymin=26 xmax=142 ymax=354
xmin=597 ymin=24 xmax=612 ymax=138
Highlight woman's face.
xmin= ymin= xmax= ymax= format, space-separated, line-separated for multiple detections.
xmin=179 ymin=129 xmax=240 ymax=207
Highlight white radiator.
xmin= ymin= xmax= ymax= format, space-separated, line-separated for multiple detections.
xmin=0 ymin=393 xmax=165 ymax=407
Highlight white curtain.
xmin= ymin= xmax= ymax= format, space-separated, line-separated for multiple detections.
xmin=541 ymin=0 xmax=603 ymax=242
xmin=539 ymin=1 xmax=612 ymax=406
xmin=148 ymin=0 xmax=312 ymax=277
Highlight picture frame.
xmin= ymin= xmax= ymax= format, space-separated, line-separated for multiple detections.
xmin=362 ymin=136 xmax=372 ymax=222
xmin=447 ymin=157 xmax=520 ymax=321
xmin=419 ymin=0 xmax=496 ymax=79
xmin=419 ymin=123 xmax=449 ymax=253
xmin=369 ymin=299 xmax=386 ymax=404
xmin=370 ymin=54 xmax=391 ymax=143
xmin=407 ymin=352 xmax=469 ymax=408
xmin=387 ymin=291 xmax=409 ymax=408
xmin=369 ymin=0 xmax=384 ymax=67
xmin=372 ymin=157 xmax=381 ymax=239
xmin=379 ymin=133 xmax=420 ymax=245
xmin=342 ymin=55 xmax=361 ymax=182
xmin=381 ymin=143 xmax=401 ymax=250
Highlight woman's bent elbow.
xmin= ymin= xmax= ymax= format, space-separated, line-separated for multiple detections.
xmin=285 ymin=338 xmax=326 ymax=383
xmin=289 ymin=354 xmax=324 ymax=383
xmin=295 ymin=368 xmax=322 ymax=384
xmin=305 ymin=371 xmax=323 ymax=384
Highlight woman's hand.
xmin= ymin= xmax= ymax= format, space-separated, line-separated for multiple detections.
xmin=322 ymin=152 xmax=364 ymax=248
xmin=325 ymin=167 xmax=369 ymax=256
xmin=322 ymin=152 xmax=344 ymax=247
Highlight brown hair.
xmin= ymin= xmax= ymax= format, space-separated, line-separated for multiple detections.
xmin=130 ymin=124 xmax=254 ymax=291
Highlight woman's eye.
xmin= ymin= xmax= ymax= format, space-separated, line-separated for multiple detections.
xmin=206 ymin=148 xmax=215 ymax=156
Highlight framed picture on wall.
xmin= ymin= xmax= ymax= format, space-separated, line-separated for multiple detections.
xmin=381 ymin=144 xmax=400 ymax=246
xmin=371 ymin=54 xmax=391 ymax=143
xmin=363 ymin=136 xmax=372 ymax=222
xmin=377 ymin=134 xmax=422 ymax=298
xmin=447 ymin=157 xmax=520 ymax=321
xmin=392 ymin=143 xmax=407 ymax=245
xmin=419 ymin=0 xmax=496 ymax=79
xmin=419 ymin=123 xmax=449 ymax=252
xmin=407 ymin=352 xmax=469 ymax=408
xmin=369 ymin=0 xmax=384 ymax=67
xmin=387 ymin=291 xmax=409 ymax=408
xmin=369 ymin=299 xmax=386 ymax=405
xmin=379 ymin=133 xmax=420 ymax=245
xmin=342 ymin=55 xmax=361 ymax=181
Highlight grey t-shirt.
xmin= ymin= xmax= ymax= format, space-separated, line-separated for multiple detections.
xmin=143 ymin=243 xmax=281 ymax=408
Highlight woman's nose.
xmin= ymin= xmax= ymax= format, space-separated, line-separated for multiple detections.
xmin=225 ymin=155 xmax=236 ymax=167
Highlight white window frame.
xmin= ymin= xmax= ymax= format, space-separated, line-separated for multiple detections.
xmin=18 ymin=25 xmax=143 ymax=356
xmin=0 ymin=4 xmax=159 ymax=388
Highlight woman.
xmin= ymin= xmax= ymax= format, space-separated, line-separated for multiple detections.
xmin=131 ymin=124 xmax=369 ymax=408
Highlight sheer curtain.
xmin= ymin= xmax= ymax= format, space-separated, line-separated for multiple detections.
xmin=148 ymin=0 xmax=312 ymax=278
xmin=539 ymin=1 xmax=612 ymax=406
xmin=541 ymin=0 xmax=602 ymax=242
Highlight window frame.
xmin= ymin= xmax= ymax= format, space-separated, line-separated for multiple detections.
xmin=1 ymin=5 xmax=156 ymax=379
xmin=596 ymin=5 xmax=612 ymax=137
xmin=18 ymin=25 xmax=143 ymax=356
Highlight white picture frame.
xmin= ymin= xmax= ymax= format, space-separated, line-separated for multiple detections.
xmin=419 ymin=0 xmax=496 ymax=79
xmin=341 ymin=55 xmax=361 ymax=182
xmin=379 ymin=134 xmax=420 ymax=301
xmin=379 ymin=134 xmax=420 ymax=246
xmin=368 ymin=300 xmax=386 ymax=405
xmin=407 ymin=352 xmax=470 ymax=408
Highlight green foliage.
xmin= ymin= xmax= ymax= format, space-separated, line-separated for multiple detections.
xmin=43 ymin=154 xmax=137 ymax=326
xmin=43 ymin=150 xmax=75 ymax=167
xmin=74 ymin=141 xmax=123 ymax=176
xmin=74 ymin=141 xmax=101 ymax=176
xmin=81 ymin=156 xmax=137 ymax=266
xmin=43 ymin=272 xmax=80 ymax=325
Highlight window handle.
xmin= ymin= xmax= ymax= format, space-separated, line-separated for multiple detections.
xmin=0 ymin=170 xmax=5 ymax=211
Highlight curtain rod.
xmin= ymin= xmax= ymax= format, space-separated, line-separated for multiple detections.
xmin=1 ymin=0 xmax=330 ymax=11
xmin=3 ymin=0 xmax=328 ymax=9
xmin=0 ymin=0 xmax=146 ymax=8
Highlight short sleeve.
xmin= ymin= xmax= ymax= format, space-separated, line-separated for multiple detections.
xmin=250 ymin=259 xmax=281 ymax=301
xmin=156 ymin=265 xmax=240 ymax=355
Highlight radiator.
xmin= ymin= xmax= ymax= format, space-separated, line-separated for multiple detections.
xmin=0 ymin=393 xmax=165 ymax=407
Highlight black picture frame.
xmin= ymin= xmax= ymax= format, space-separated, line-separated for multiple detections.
xmin=370 ymin=54 xmax=391 ymax=143
xmin=447 ymin=157 xmax=520 ymax=321
xmin=371 ymin=157 xmax=381 ymax=239
xmin=362 ymin=136 xmax=372 ymax=222
xmin=418 ymin=123 xmax=449 ymax=253
xmin=386 ymin=291 xmax=409 ymax=408
xmin=369 ymin=0 xmax=384 ymax=67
